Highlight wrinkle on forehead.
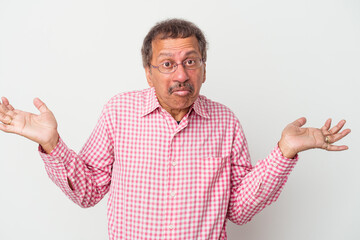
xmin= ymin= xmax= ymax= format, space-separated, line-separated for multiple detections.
xmin=152 ymin=37 xmax=201 ymax=61
xmin=157 ymin=50 xmax=200 ymax=58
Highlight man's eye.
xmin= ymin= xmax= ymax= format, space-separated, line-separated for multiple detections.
xmin=162 ymin=61 xmax=173 ymax=68
xmin=185 ymin=59 xmax=196 ymax=66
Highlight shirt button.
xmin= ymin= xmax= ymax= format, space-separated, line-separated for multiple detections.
xmin=171 ymin=161 xmax=177 ymax=166
xmin=60 ymin=153 xmax=65 ymax=158
xmin=170 ymin=191 xmax=176 ymax=198
xmin=168 ymin=224 xmax=174 ymax=230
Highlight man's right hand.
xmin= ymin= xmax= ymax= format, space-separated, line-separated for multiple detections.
xmin=0 ymin=97 xmax=59 ymax=154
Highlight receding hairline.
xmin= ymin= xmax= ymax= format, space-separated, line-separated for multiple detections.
xmin=151 ymin=37 xmax=202 ymax=61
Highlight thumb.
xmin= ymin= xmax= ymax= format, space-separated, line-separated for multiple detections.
xmin=292 ymin=117 xmax=307 ymax=128
xmin=33 ymin=98 xmax=49 ymax=113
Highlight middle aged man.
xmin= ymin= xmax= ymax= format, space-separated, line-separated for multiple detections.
xmin=0 ymin=19 xmax=350 ymax=239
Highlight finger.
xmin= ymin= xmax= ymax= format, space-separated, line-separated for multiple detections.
xmin=33 ymin=98 xmax=49 ymax=113
xmin=328 ymin=119 xmax=346 ymax=135
xmin=0 ymin=112 xmax=12 ymax=125
xmin=325 ymin=144 xmax=349 ymax=151
xmin=292 ymin=117 xmax=307 ymax=128
xmin=327 ymin=128 xmax=351 ymax=143
xmin=1 ymin=97 xmax=9 ymax=105
xmin=0 ymin=122 xmax=16 ymax=133
xmin=0 ymin=103 xmax=10 ymax=115
xmin=321 ymin=118 xmax=332 ymax=132
xmin=6 ymin=103 xmax=14 ymax=111
xmin=0 ymin=101 xmax=16 ymax=118
xmin=1 ymin=97 xmax=15 ymax=111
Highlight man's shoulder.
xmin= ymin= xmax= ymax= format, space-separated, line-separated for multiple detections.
xmin=198 ymin=94 xmax=237 ymax=120
xmin=105 ymin=88 xmax=152 ymax=108
xmin=196 ymin=95 xmax=241 ymax=128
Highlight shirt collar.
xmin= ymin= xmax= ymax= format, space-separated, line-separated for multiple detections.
xmin=140 ymin=87 xmax=210 ymax=119
xmin=192 ymin=95 xmax=210 ymax=119
xmin=140 ymin=88 xmax=161 ymax=117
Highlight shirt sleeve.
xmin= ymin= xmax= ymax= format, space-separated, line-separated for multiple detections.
xmin=227 ymin=121 xmax=298 ymax=225
xmin=39 ymin=105 xmax=115 ymax=208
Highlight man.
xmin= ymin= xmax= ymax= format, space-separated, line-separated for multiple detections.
xmin=0 ymin=19 xmax=350 ymax=239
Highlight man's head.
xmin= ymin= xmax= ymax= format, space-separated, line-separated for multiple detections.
xmin=141 ymin=19 xmax=208 ymax=120
xmin=141 ymin=19 xmax=208 ymax=69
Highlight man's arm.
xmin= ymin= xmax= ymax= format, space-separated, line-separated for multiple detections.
xmin=227 ymin=118 xmax=350 ymax=225
xmin=0 ymin=97 xmax=114 ymax=207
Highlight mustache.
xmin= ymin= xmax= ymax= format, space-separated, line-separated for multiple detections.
xmin=168 ymin=82 xmax=194 ymax=94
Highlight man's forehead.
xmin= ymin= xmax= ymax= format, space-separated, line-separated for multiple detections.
xmin=156 ymin=50 xmax=200 ymax=58
xmin=151 ymin=36 xmax=201 ymax=56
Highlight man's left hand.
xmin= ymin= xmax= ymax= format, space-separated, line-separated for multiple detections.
xmin=278 ymin=117 xmax=351 ymax=159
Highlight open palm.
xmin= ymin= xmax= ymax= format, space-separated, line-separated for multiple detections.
xmin=279 ymin=117 xmax=351 ymax=159
xmin=0 ymin=97 xmax=59 ymax=153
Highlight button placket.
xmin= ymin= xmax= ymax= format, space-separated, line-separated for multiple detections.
xmin=165 ymin=131 xmax=176 ymax=235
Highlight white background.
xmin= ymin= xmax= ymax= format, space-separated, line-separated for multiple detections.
xmin=0 ymin=0 xmax=359 ymax=239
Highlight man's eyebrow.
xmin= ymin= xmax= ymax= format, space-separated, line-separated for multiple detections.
xmin=184 ymin=50 xmax=200 ymax=56
xmin=157 ymin=52 xmax=174 ymax=58
xmin=157 ymin=50 xmax=201 ymax=59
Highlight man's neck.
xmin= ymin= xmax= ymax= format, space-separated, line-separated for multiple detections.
xmin=167 ymin=107 xmax=189 ymax=122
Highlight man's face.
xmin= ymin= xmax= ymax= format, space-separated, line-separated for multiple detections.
xmin=145 ymin=36 xmax=206 ymax=116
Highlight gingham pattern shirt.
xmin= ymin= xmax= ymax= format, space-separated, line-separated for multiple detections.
xmin=40 ymin=87 xmax=298 ymax=240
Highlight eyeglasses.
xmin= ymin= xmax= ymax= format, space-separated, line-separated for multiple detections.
xmin=150 ymin=57 xmax=204 ymax=74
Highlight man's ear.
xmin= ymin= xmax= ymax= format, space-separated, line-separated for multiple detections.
xmin=202 ymin=63 xmax=206 ymax=83
xmin=145 ymin=66 xmax=154 ymax=87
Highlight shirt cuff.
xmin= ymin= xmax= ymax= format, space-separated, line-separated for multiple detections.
xmin=38 ymin=137 xmax=72 ymax=167
xmin=264 ymin=145 xmax=299 ymax=178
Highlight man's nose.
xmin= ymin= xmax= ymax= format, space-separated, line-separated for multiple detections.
xmin=173 ymin=64 xmax=189 ymax=82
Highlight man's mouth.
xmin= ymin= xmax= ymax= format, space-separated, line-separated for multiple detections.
xmin=169 ymin=83 xmax=194 ymax=95
xmin=172 ymin=89 xmax=191 ymax=96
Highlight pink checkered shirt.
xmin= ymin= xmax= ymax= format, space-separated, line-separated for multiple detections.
xmin=40 ymin=87 xmax=298 ymax=239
